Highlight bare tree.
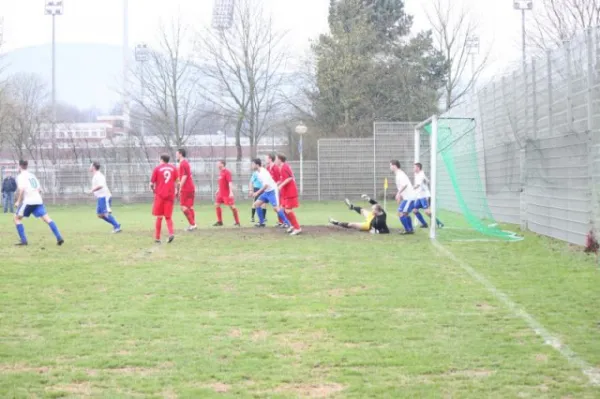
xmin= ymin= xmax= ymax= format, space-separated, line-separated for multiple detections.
xmin=197 ymin=0 xmax=288 ymax=160
xmin=426 ymin=0 xmax=490 ymax=110
xmin=127 ymin=18 xmax=203 ymax=153
xmin=2 ymin=73 xmax=50 ymax=162
xmin=529 ymin=0 xmax=600 ymax=52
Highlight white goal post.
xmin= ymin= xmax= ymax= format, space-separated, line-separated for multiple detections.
xmin=414 ymin=115 xmax=438 ymax=240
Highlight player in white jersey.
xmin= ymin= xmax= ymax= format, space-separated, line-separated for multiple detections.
xmin=13 ymin=160 xmax=64 ymax=246
xmin=413 ymin=163 xmax=443 ymax=229
xmin=89 ymin=162 xmax=122 ymax=233
xmin=250 ymin=158 xmax=289 ymax=228
xmin=390 ymin=160 xmax=416 ymax=234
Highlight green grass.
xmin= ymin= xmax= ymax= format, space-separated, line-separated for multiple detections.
xmin=1 ymin=202 xmax=600 ymax=398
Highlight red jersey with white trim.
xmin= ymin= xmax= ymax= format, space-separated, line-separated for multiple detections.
xmin=279 ymin=163 xmax=298 ymax=198
xmin=178 ymin=159 xmax=195 ymax=192
xmin=151 ymin=163 xmax=178 ymax=200
xmin=267 ymin=164 xmax=281 ymax=183
xmin=218 ymin=168 xmax=232 ymax=197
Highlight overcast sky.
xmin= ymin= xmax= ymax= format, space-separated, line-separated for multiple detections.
xmin=0 ymin=0 xmax=526 ymax=79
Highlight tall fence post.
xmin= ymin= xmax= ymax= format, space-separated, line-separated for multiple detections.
xmin=547 ymin=51 xmax=553 ymax=138
xmin=373 ymin=128 xmax=377 ymax=199
xmin=317 ymin=140 xmax=321 ymax=201
xmin=586 ymin=27 xmax=599 ymax=236
xmin=519 ymin=64 xmax=528 ymax=231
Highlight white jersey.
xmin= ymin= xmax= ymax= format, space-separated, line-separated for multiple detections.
xmin=257 ymin=167 xmax=278 ymax=193
xmin=17 ymin=171 xmax=43 ymax=205
xmin=92 ymin=171 xmax=111 ymax=198
xmin=395 ymin=170 xmax=416 ymax=200
xmin=414 ymin=170 xmax=430 ymax=199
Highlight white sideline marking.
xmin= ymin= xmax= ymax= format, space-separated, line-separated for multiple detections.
xmin=433 ymin=240 xmax=600 ymax=386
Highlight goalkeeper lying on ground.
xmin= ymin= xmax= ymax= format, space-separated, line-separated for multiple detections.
xmin=329 ymin=195 xmax=390 ymax=234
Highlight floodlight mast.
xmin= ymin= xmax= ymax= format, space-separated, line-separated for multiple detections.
xmin=513 ymin=0 xmax=533 ymax=73
xmin=44 ymin=1 xmax=64 ymax=163
xmin=211 ymin=0 xmax=235 ymax=159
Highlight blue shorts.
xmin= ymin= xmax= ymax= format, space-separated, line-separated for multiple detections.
xmin=16 ymin=204 xmax=47 ymax=218
xmin=258 ymin=190 xmax=279 ymax=207
xmin=96 ymin=197 xmax=112 ymax=215
xmin=398 ymin=199 xmax=414 ymax=213
xmin=414 ymin=198 xmax=429 ymax=210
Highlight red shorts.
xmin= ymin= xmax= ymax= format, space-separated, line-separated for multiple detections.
xmin=153 ymin=197 xmax=174 ymax=217
xmin=281 ymin=196 xmax=299 ymax=209
xmin=179 ymin=191 xmax=195 ymax=208
xmin=216 ymin=194 xmax=235 ymax=206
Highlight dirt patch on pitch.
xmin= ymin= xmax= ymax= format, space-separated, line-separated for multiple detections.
xmin=272 ymin=383 xmax=345 ymax=398
xmin=46 ymin=382 xmax=92 ymax=396
xmin=0 ymin=363 xmax=51 ymax=374
xmin=131 ymin=225 xmax=358 ymax=238
xmin=206 ymin=382 xmax=230 ymax=393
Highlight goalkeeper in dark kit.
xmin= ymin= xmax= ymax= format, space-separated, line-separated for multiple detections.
xmin=329 ymin=195 xmax=390 ymax=234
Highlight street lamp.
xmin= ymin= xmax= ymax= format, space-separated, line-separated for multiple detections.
xmin=45 ymin=0 xmax=63 ymax=163
xmin=134 ymin=43 xmax=149 ymax=137
xmin=295 ymin=122 xmax=308 ymax=195
xmin=514 ymin=0 xmax=533 ymax=72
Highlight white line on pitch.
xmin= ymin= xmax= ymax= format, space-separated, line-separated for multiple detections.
xmin=433 ymin=240 xmax=600 ymax=386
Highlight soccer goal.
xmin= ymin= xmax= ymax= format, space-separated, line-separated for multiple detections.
xmin=415 ymin=115 xmax=522 ymax=242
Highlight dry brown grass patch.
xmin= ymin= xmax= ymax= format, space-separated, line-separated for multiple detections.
xmin=273 ymin=383 xmax=344 ymax=398
xmin=47 ymin=382 xmax=92 ymax=396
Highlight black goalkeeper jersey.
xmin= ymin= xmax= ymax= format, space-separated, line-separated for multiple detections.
xmin=367 ymin=199 xmax=390 ymax=234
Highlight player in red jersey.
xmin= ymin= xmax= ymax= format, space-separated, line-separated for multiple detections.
xmin=266 ymin=153 xmax=287 ymax=227
xmin=276 ymin=153 xmax=302 ymax=235
xmin=213 ymin=159 xmax=240 ymax=227
xmin=150 ymin=154 xmax=178 ymax=243
xmin=176 ymin=148 xmax=197 ymax=231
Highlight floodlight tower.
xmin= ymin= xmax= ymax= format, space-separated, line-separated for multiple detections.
xmin=123 ymin=0 xmax=131 ymax=133
xmin=135 ymin=44 xmax=149 ymax=137
xmin=0 ymin=17 xmax=4 ymax=47
xmin=466 ymin=35 xmax=480 ymax=92
xmin=513 ymin=0 xmax=533 ymax=72
xmin=212 ymin=0 xmax=235 ymax=158
xmin=45 ymin=1 xmax=63 ymax=163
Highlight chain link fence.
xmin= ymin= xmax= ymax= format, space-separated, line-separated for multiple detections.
xmin=442 ymin=26 xmax=600 ymax=246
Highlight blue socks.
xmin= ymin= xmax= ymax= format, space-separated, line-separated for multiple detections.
xmin=258 ymin=208 xmax=266 ymax=224
xmin=16 ymin=224 xmax=27 ymax=244
xmin=399 ymin=216 xmax=414 ymax=232
xmin=16 ymin=221 xmax=62 ymax=243
xmin=49 ymin=221 xmax=63 ymax=241
xmin=277 ymin=210 xmax=291 ymax=226
xmin=260 ymin=208 xmax=267 ymax=221
xmin=415 ymin=212 xmax=428 ymax=227
xmin=106 ymin=214 xmax=120 ymax=228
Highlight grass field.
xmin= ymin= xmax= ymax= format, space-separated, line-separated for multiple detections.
xmin=1 ymin=201 xmax=600 ymax=398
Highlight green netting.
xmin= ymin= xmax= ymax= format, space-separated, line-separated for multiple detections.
xmin=422 ymin=118 xmax=522 ymax=242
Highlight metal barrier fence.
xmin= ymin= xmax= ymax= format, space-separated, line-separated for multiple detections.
xmin=441 ymin=26 xmax=600 ymax=246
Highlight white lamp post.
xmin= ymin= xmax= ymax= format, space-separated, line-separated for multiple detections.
xmin=134 ymin=43 xmax=149 ymax=137
xmin=295 ymin=122 xmax=308 ymax=195
xmin=45 ymin=0 xmax=63 ymax=163
xmin=513 ymin=0 xmax=533 ymax=73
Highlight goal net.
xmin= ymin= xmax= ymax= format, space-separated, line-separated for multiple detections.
xmin=416 ymin=116 xmax=522 ymax=241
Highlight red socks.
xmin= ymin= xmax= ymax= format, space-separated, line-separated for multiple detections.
xmin=233 ymin=208 xmax=240 ymax=224
xmin=155 ymin=217 xmax=163 ymax=240
xmin=166 ymin=217 xmax=174 ymax=236
xmin=183 ymin=209 xmax=195 ymax=225
xmin=286 ymin=211 xmax=300 ymax=230
xmin=216 ymin=207 xmax=223 ymax=223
